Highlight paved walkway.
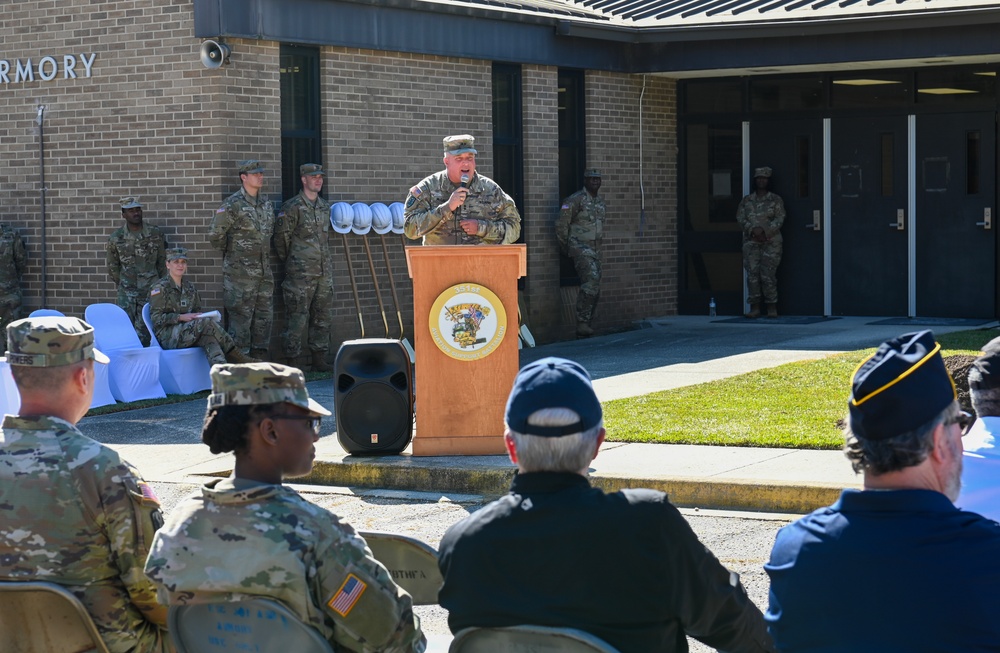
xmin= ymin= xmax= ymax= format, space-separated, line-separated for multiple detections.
xmin=82 ymin=315 xmax=997 ymax=514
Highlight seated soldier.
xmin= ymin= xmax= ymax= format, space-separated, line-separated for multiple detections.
xmin=149 ymin=247 xmax=256 ymax=365
xmin=145 ymin=362 xmax=425 ymax=653
xmin=437 ymin=356 xmax=775 ymax=653
xmin=0 ymin=316 xmax=172 ymax=653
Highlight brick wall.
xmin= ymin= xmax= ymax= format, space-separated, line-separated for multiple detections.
xmin=0 ymin=1 xmax=679 ymax=358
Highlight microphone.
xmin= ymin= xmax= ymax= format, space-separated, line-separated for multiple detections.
xmin=460 ymin=174 xmax=470 ymax=188
xmin=456 ymin=174 xmax=470 ymax=243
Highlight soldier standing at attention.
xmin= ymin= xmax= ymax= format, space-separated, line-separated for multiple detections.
xmin=557 ymin=169 xmax=605 ymax=338
xmin=275 ymin=163 xmax=334 ymax=372
xmin=209 ymin=160 xmax=275 ymax=359
xmin=106 ymin=196 xmax=167 ymax=345
xmin=0 ymin=222 xmax=26 ymax=348
xmin=149 ymin=247 xmax=257 ymax=366
xmin=736 ymin=167 xmax=785 ymax=319
xmin=403 ymin=134 xmax=521 ymax=245
xmin=0 ymin=316 xmax=172 ymax=653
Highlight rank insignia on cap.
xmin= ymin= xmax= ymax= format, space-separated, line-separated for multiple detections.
xmin=328 ymin=574 xmax=367 ymax=617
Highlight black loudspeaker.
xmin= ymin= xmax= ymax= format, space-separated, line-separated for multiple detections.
xmin=335 ymin=338 xmax=413 ymax=455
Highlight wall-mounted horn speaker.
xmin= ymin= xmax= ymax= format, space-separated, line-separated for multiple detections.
xmin=200 ymin=40 xmax=231 ymax=69
xmin=335 ymin=339 xmax=413 ymax=455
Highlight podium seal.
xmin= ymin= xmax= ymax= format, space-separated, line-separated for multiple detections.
xmin=429 ymin=283 xmax=507 ymax=361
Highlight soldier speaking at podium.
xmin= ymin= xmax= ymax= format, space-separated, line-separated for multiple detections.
xmin=403 ymin=134 xmax=521 ymax=245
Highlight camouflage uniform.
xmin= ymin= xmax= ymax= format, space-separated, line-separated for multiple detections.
xmin=404 ymin=171 xmax=520 ymax=245
xmin=0 ymin=316 xmax=170 ymax=653
xmin=145 ymin=363 xmax=423 ymax=653
xmin=106 ymin=222 xmax=167 ymax=346
xmin=0 ymin=223 xmax=26 ymax=344
xmin=209 ymin=186 xmax=275 ymax=352
xmin=276 ymin=188 xmax=333 ymax=359
xmin=736 ymin=190 xmax=785 ymax=305
xmin=149 ymin=276 xmax=237 ymax=365
xmin=557 ymin=185 xmax=605 ymax=327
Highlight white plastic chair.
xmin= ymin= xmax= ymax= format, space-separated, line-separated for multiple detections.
xmin=141 ymin=303 xmax=212 ymax=395
xmin=84 ymin=303 xmax=165 ymax=403
xmin=0 ymin=360 xmax=20 ymax=417
xmin=24 ymin=308 xmax=115 ymax=408
xmin=0 ymin=580 xmax=112 ymax=653
xmin=168 ymin=598 xmax=332 ymax=653
xmin=449 ymin=625 xmax=621 ymax=652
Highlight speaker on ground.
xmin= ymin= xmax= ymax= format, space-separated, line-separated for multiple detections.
xmin=335 ymin=338 xmax=413 ymax=455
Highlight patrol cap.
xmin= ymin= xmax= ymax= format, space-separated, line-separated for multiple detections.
xmin=443 ymin=134 xmax=477 ymax=156
xmin=238 ymin=160 xmax=264 ymax=175
xmin=584 ymin=169 xmax=602 ymax=178
xmin=208 ymin=362 xmax=331 ymax=417
xmin=968 ymin=335 xmax=1000 ymax=392
xmin=754 ymin=166 xmax=772 ymax=179
xmin=299 ymin=163 xmax=324 ymax=177
xmin=5 ymin=317 xmax=110 ymax=367
xmin=505 ymin=356 xmax=602 ymax=437
xmin=848 ymin=330 xmax=956 ymax=441
xmin=120 ymin=196 xmax=142 ymax=210
xmin=166 ymin=247 xmax=188 ymax=262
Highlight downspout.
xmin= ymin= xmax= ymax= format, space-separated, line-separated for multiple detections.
xmin=36 ymin=105 xmax=47 ymax=306
xmin=638 ymin=75 xmax=646 ymax=235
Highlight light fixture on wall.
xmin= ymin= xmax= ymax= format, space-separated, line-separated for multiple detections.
xmin=200 ymin=39 xmax=231 ymax=69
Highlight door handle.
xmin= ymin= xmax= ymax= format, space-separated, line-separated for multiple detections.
xmin=889 ymin=209 xmax=904 ymax=231
xmin=977 ymin=208 xmax=992 ymax=230
xmin=806 ymin=210 xmax=821 ymax=231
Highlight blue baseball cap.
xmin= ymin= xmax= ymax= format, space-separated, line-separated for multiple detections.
xmin=505 ymin=357 xmax=602 ymax=437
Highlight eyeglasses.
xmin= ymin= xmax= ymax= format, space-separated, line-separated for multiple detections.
xmin=949 ymin=410 xmax=976 ymax=436
xmin=270 ymin=414 xmax=322 ymax=435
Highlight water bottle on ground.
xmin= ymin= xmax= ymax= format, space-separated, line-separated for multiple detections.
xmin=709 ymin=297 xmax=717 ymax=317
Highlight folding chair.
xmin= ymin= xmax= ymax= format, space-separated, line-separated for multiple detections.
xmin=0 ymin=580 xmax=111 ymax=653
xmin=84 ymin=303 xmax=165 ymax=402
xmin=359 ymin=530 xmax=442 ymax=605
xmin=168 ymin=598 xmax=333 ymax=653
xmin=27 ymin=308 xmax=66 ymax=318
xmin=141 ymin=303 xmax=212 ymax=395
xmin=0 ymin=360 xmax=20 ymax=417
xmin=449 ymin=625 xmax=621 ymax=652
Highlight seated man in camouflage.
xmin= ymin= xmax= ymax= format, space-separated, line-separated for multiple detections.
xmin=0 ymin=316 xmax=172 ymax=653
xmin=148 ymin=247 xmax=256 ymax=365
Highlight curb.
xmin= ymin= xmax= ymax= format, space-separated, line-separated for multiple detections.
xmin=303 ymin=460 xmax=841 ymax=514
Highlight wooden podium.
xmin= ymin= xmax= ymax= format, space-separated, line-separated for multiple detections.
xmin=405 ymin=244 xmax=526 ymax=456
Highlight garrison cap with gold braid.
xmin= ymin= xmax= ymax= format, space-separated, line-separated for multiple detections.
xmin=848 ymin=330 xmax=956 ymax=441
xmin=4 ymin=317 xmax=110 ymax=367
xmin=208 ymin=362 xmax=330 ymax=416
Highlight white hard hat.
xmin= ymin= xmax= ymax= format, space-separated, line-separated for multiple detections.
xmin=389 ymin=202 xmax=405 ymax=235
xmin=370 ymin=203 xmax=393 ymax=235
xmin=351 ymin=202 xmax=372 ymax=236
xmin=330 ymin=202 xmax=354 ymax=234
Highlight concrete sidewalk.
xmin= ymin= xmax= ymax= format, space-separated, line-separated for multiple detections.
xmin=81 ymin=315 xmax=997 ymax=514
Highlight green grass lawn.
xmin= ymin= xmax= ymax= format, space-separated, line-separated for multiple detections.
xmin=602 ymin=328 xmax=997 ymax=449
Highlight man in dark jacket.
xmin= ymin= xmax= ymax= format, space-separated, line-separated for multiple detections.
xmin=438 ymin=356 xmax=775 ymax=653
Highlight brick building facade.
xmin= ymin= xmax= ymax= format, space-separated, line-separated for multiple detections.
xmin=0 ymin=1 xmax=677 ymax=358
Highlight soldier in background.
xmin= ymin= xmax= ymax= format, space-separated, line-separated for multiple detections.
xmin=736 ymin=167 xmax=785 ymax=319
xmin=106 ymin=196 xmax=167 ymax=345
xmin=148 ymin=247 xmax=257 ymax=366
xmin=0 ymin=317 xmax=172 ymax=653
xmin=557 ymin=169 xmax=605 ymax=338
xmin=209 ymin=160 xmax=275 ymax=359
xmin=275 ymin=163 xmax=334 ymax=372
xmin=403 ymin=134 xmax=521 ymax=245
xmin=0 ymin=223 xmax=26 ymax=349
xmin=145 ymin=362 xmax=425 ymax=653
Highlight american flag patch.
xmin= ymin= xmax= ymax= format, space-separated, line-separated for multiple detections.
xmin=216 ymin=207 xmax=227 ymax=213
xmin=150 ymin=288 xmax=160 ymax=296
xmin=409 ymin=186 xmax=421 ymax=197
xmin=328 ymin=574 xmax=367 ymax=617
xmin=137 ymin=481 xmax=160 ymax=505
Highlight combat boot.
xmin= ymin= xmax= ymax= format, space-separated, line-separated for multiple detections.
xmin=745 ymin=303 xmax=761 ymax=319
xmin=766 ymin=303 xmax=779 ymax=318
xmin=312 ymin=351 xmax=333 ymax=373
xmin=225 ymin=348 xmax=261 ymax=364
xmin=576 ymin=322 xmax=594 ymax=338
